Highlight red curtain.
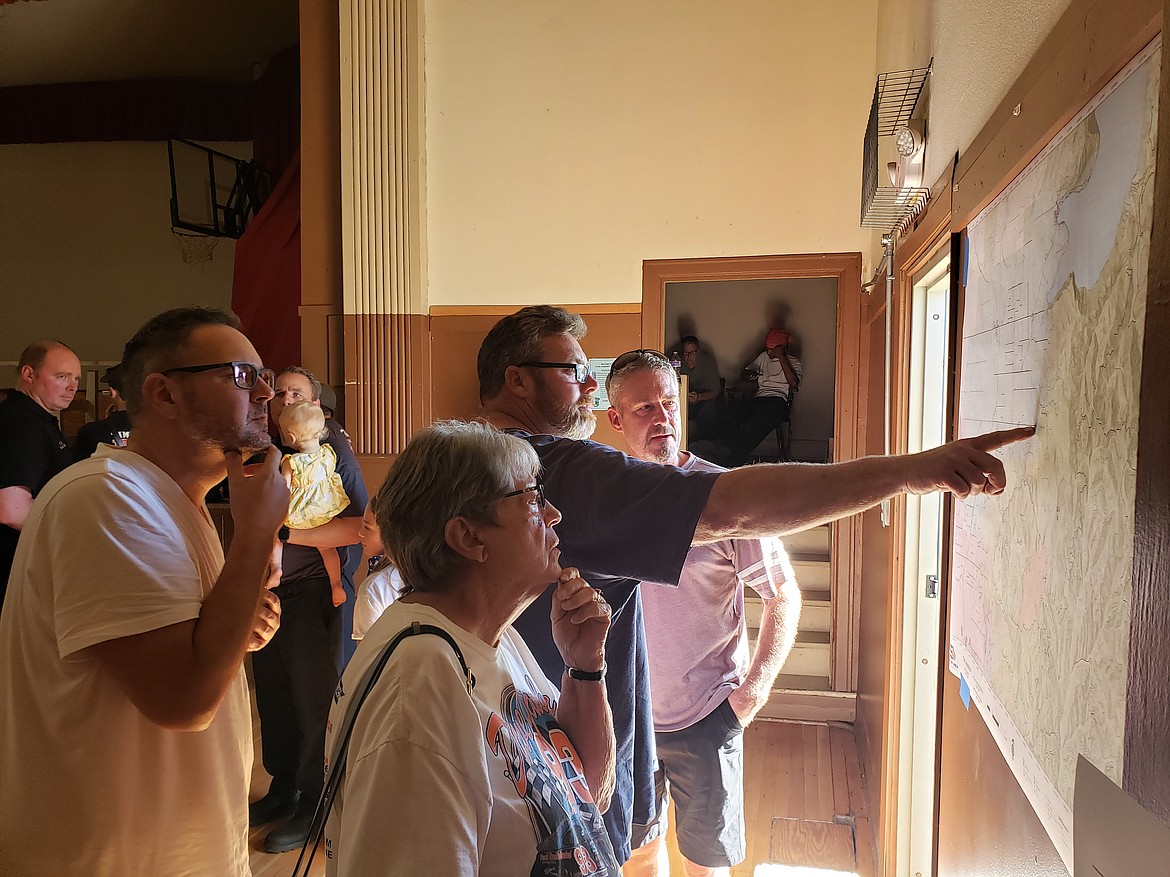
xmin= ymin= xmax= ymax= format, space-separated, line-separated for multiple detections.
xmin=231 ymin=149 xmax=300 ymax=371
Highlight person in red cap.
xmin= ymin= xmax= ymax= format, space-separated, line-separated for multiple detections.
xmin=726 ymin=328 xmax=802 ymax=466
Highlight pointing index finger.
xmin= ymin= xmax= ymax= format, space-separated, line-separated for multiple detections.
xmin=969 ymin=425 xmax=1035 ymax=452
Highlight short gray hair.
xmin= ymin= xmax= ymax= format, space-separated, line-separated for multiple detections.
xmin=374 ymin=420 xmax=541 ymax=592
xmin=605 ymin=350 xmax=678 ymax=408
xmin=476 ymin=305 xmax=588 ymax=403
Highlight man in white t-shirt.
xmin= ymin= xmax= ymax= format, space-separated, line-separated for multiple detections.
xmin=0 ymin=307 xmax=290 ymax=877
xmin=727 ymin=327 xmax=803 ymax=466
xmin=606 ymin=350 xmax=802 ymax=877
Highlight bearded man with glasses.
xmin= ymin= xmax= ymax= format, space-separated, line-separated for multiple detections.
xmin=476 ymin=305 xmax=1033 ymax=865
xmin=0 ymin=307 xmax=288 ymax=876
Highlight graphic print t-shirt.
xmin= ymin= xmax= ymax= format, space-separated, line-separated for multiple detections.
xmin=325 ymin=602 xmax=619 ymax=877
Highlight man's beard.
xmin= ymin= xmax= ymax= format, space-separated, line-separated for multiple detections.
xmin=191 ymin=408 xmax=274 ymax=455
xmin=539 ymin=395 xmax=597 ymax=440
xmin=641 ymin=435 xmax=678 ymax=465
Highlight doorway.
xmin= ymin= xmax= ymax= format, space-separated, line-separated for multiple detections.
xmin=891 ymin=250 xmax=951 ymax=877
xmin=642 ymin=253 xmax=864 ymax=702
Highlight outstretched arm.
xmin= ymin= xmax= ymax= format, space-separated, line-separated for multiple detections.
xmin=694 ymin=426 xmax=1034 ymax=543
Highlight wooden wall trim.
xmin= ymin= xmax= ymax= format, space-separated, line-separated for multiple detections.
xmin=952 ymin=0 xmax=1160 ymax=228
xmin=339 ymin=0 xmax=430 ymax=454
xmin=429 ymin=303 xmax=642 ymax=316
xmin=641 ymin=253 xmax=865 ymax=692
xmin=1124 ymin=0 xmax=1170 ymax=823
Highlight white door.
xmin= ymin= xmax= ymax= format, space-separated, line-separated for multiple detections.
xmin=895 ymin=254 xmax=951 ymax=877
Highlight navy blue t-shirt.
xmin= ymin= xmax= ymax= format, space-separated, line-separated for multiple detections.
xmin=506 ymin=431 xmax=719 ymax=863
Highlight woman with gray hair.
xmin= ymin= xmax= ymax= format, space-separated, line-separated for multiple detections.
xmin=323 ymin=420 xmax=619 ymax=876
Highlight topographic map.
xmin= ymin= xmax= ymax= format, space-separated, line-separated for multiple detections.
xmin=949 ymin=39 xmax=1158 ymax=871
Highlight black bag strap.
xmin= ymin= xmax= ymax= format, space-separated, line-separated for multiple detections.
xmin=291 ymin=621 xmax=476 ymax=876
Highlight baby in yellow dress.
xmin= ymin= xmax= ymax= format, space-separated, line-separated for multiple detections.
xmin=273 ymin=402 xmax=351 ymax=606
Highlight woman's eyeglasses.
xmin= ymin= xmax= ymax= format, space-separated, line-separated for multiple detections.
xmin=501 ymin=476 xmax=547 ymax=508
xmin=161 ymin=361 xmax=277 ymax=391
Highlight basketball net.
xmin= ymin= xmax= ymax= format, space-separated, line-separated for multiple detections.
xmin=172 ymin=228 xmax=220 ymax=264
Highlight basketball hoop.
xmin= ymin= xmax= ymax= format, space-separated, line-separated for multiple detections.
xmin=172 ymin=228 xmax=220 ymax=264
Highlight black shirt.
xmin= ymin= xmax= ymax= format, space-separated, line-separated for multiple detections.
xmin=0 ymin=391 xmax=74 ymax=603
xmin=73 ymin=410 xmax=132 ymax=461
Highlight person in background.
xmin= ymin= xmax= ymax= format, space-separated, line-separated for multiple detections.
xmin=272 ymin=401 xmax=351 ymax=609
xmin=324 ymin=420 xmax=619 ymax=875
xmin=726 ymin=328 xmax=802 ymax=466
xmin=250 ymin=366 xmax=368 ymax=854
xmin=0 ymin=340 xmax=80 ymax=607
xmin=351 ymin=499 xmax=405 ymax=641
xmin=476 ymin=304 xmax=1031 ymax=863
xmin=677 ymin=335 xmax=722 ymax=442
xmin=0 ymin=307 xmax=285 ymax=876
xmin=607 ymin=350 xmax=802 ymax=877
xmin=74 ymin=363 xmax=132 ymax=461
xmin=317 ymin=383 xmax=356 ymax=454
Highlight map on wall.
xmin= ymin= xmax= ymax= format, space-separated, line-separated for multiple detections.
xmin=948 ymin=38 xmax=1159 ymax=873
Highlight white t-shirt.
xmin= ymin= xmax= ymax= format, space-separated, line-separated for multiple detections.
xmin=750 ymin=351 xmax=803 ymax=399
xmin=0 ymin=447 xmax=252 ymax=877
xmin=325 ymin=601 xmax=620 ymax=876
xmin=351 ymin=564 xmax=406 ymax=640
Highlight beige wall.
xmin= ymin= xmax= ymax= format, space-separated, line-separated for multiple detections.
xmin=664 ymin=277 xmax=837 ymax=461
xmin=877 ymin=0 xmax=1076 ymax=199
xmin=0 ymin=141 xmax=244 ymax=363
xmin=424 ymin=0 xmax=879 ymax=307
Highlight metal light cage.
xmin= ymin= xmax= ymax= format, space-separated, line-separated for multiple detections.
xmin=861 ymin=64 xmax=932 ymax=235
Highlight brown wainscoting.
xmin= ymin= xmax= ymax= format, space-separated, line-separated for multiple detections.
xmin=936 ymin=673 xmax=1067 ymax=877
xmin=429 ymin=306 xmax=643 ymax=452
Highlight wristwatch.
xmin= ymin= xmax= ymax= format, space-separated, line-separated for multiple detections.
xmin=566 ymin=663 xmax=606 ymax=682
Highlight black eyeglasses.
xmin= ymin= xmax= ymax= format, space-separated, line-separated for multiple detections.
xmin=161 ymin=361 xmax=277 ymax=391
xmin=610 ymin=349 xmax=671 ymax=374
xmin=517 ymin=361 xmax=596 ymax=384
xmin=501 ymin=476 xmax=547 ymax=508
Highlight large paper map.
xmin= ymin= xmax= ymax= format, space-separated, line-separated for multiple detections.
xmin=949 ymin=39 xmax=1158 ymax=871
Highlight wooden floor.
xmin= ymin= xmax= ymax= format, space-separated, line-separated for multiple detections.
xmin=246 ymin=717 xmax=874 ymax=877
xmin=726 ymin=720 xmax=873 ymax=876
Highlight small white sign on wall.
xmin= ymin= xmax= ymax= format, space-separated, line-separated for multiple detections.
xmin=588 ymin=358 xmax=615 ymax=410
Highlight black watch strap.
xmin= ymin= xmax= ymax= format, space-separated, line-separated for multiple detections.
xmin=566 ymin=663 xmax=605 ymax=682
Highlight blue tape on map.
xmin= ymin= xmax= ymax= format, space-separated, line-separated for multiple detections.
xmin=959 ymin=675 xmax=972 ymax=710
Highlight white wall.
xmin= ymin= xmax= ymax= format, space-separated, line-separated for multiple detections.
xmin=0 ymin=141 xmax=246 ymax=363
xmin=424 ymin=0 xmax=879 ymax=307
xmin=664 ymin=277 xmax=837 ymax=462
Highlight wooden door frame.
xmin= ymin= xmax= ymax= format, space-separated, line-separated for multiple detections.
xmin=642 ymin=253 xmax=864 ymax=691
xmin=875 ymin=190 xmax=954 ymax=875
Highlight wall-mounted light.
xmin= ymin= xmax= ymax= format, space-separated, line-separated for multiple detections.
xmin=887 ymin=121 xmax=926 ymax=191
xmin=894 ymin=122 xmax=925 ymax=158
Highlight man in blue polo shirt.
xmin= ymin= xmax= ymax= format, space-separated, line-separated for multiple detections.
xmin=0 ymin=340 xmax=80 ymax=608
xmin=477 ymin=305 xmax=1032 ymax=864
